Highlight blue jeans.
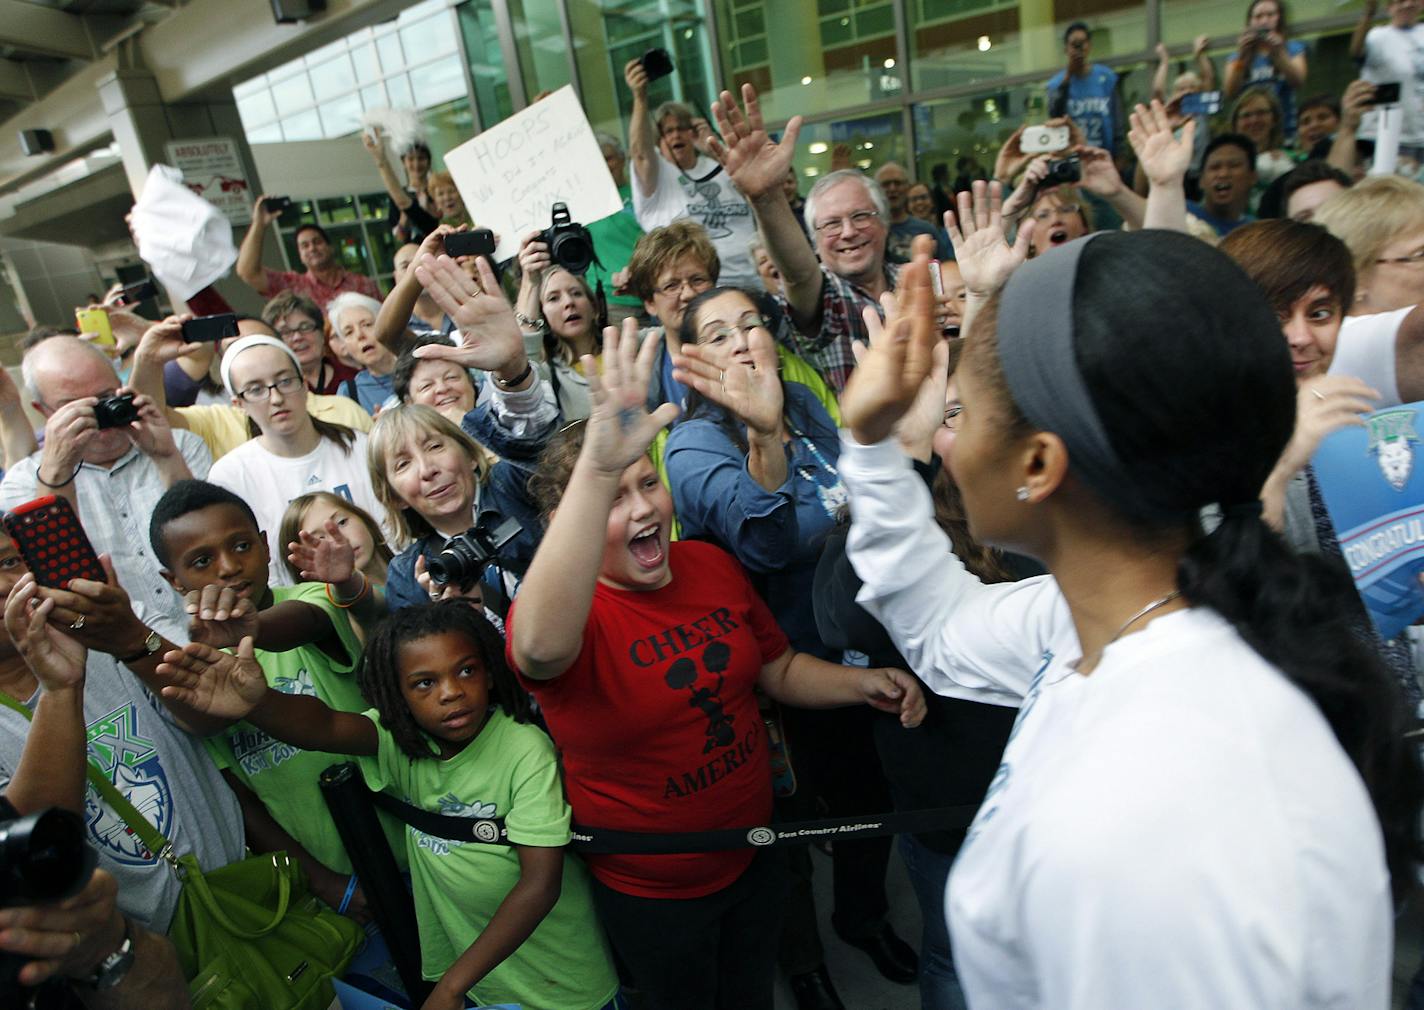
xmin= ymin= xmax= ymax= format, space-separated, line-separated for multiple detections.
xmin=898 ymin=834 xmax=968 ymax=1010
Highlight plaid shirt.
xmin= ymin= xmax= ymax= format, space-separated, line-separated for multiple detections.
xmin=776 ymin=263 xmax=901 ymax=393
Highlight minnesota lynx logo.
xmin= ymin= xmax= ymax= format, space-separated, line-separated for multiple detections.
xmin=1368 ymin=409 xmax=1421 ymax=491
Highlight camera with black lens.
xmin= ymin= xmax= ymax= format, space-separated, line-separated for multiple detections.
xmin=539 ymin=203 xmax=596 ymax=275
xmin=1 ymin=807 xmax=97 ymax=996
xmin=92 ymin=393 xmax=138 ymax=430
xmin=1042 ymin=154 xmax=1082 ymax=186
xmin=428 ymin=517 xmax=522 ymax=592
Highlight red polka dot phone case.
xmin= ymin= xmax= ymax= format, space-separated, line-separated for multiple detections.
xmin=3 ymin=495 xmax=106 ymax=589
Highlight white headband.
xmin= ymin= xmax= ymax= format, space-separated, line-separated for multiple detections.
xmin=220 ymin=334 xmax=304 ymax=398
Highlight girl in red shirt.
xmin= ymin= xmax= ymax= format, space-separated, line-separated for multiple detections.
xmin=506 ymin=321 xmax=924 ymax=1010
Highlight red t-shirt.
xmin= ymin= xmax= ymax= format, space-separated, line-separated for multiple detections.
xmin=509 ymin=541 xmax=789 ymax=899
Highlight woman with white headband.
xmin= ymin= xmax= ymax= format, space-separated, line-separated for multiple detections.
xmin=208 ymin=334 xmax=391 ymax=588
xmin=837 ymin=220 xmax=1421 ymax=1006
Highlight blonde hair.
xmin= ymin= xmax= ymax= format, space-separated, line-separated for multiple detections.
xmin=1314 ymin=176 xmax=1424 ymax=275
xmin=366 ymin=404 xmax=496 ymax=547
xmin=536 ymin=268 xmax=600 ymax=366
xmin=278 ymin=491 xmax=394 ymax=584
xmin=1231 ymin=86 xmax=1285 ymax=153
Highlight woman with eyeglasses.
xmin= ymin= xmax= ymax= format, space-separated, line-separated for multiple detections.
xmin=207 ymin=334 xmax=391 ymax=589
xmin=668 ymin=288 xmax=925 ymax=999
xmin=1000 ymin=147 xmax=1144 ymax=255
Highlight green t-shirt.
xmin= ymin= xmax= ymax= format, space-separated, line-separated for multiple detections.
xmin=586 ymin=184 xmax=645 ymax=309
xmin=206 ymin=582 xmax=406 ymax=873
xmin=357 ymin=708 xmax=617 ymax=1010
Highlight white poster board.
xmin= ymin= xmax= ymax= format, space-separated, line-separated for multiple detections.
xmin=445 ymin=85 xmax=622 ymax=262
xmin=163 ymin=137 xmax=253 ymax=226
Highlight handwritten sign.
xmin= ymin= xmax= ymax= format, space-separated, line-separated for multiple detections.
xmin=163 ymin=137 xmax=252 ymax=226
xmin=445 ymin=86 xmax=622 ymax=262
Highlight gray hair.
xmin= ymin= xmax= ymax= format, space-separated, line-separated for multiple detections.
xmin=21 ymin=335 xmax=119 ymax=404
xmin=652 ymin=101 xmax=695 ymax=132
xmin=595 ymin=131 xmax=625 ymax=157
xmin=802 ymin=170 xmax=890 ymax=237
xmin=326 ymin=291 xmax=384 ymax=334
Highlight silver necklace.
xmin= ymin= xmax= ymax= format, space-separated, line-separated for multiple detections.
xmin=1073 ymin=589 xmax=1183 ymax=672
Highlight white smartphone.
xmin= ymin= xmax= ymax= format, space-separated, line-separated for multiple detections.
xmin=1020 ymin=124 xmax=1070 ymax=154
xmin=930 ymin=260 xmax=944 ymax=297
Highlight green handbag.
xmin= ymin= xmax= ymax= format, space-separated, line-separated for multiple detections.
xmin=0 ymin=692 xmax=365 ymax=1009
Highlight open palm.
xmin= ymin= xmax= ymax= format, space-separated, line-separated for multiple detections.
xmin=582 ymin=318 xmax=680 ymax=475
xmin=673 ymin=327 xmax=784 ymax=437
xmin=156 ymin=638 xmax=266 ymax=721
xmin=945 ymin=181 xmax=1033 ymax=299
xmin=710 ymin=83 xmax=803 ymax=201
xmin=413 ymin=254 xmax=523 ymax=373
xmin=1129 ymin=100 xmax=1195 ymax=188
xmin=839 ymin=259 xmax=938 ymax=446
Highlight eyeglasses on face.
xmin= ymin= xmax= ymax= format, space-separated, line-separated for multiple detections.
xmin=700 ymin=315 xmax=768 ymax=344
xmin=238 ymin=373 xmax=303 ymax=402
xmin=657 ymin=274 xmax=713 ymax=297
xmin=813 ymin=210 xmax=880 ymax=235
xmin=1031 ymin=202 xmax=1081 ymax=222
xmin=277 ymin=321 xmax=319 ymax=337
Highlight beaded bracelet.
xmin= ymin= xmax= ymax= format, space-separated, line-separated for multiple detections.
xmin=325 ymin=571 xmax=369 ymax=609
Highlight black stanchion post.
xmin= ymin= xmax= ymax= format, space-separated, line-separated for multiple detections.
xmin=320 ymin=762 xmax=433 ymax=1007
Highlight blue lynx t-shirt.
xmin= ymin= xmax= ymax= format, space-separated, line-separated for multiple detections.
xmin=1046 ymin=64 xmax=1121 ymax=153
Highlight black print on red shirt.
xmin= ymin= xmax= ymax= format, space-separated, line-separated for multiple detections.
xmin=627 ymin=607 xmax=739 ymax=668
xmin=666 ymin=641 xmax=735 ymax=754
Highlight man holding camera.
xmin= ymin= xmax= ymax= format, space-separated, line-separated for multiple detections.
xmin=624 ymin=58 xmax=761 ymax=290
xmin=236 ymin=195 xmax=380 ymax=307
xmin=1046 ymin=22 xmax=1123 ymax=157
xmin=0 ymin=337 xmax=210 ymax=639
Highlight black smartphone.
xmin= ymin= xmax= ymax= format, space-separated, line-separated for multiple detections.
xmin=181 ymin=313 xmax=240 ymax=343
xmin=261 ymin=195 xmax=293 ymax=216
xmin=1371 ymin=82 xmax=1403 ymax=106
xmin=443 ymin=229 xmax=497 ymax=258
xmin=641 ymin=47 xmax=675 ymax=82
xmin=115 ymin=279 xmax=158 ymax=306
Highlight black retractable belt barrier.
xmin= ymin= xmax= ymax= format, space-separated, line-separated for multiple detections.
xmin=369 ymin=788 xmax=982 ymax=854
xmin=320 ymin=762 xmax=434 ymax=1008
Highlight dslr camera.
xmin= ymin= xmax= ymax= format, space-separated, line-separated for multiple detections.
xmin=93 ymin=393 xmax=138 ymax=430
xmin=1 ymin=807 xmax=97 ymax=995
xmin=1042 ymin=154 xmax=1082 ymax=187
xmin=428 ymin=517 xmax=522 ymax=591
xmin=540 ymin=203 xmax=596 ymax=275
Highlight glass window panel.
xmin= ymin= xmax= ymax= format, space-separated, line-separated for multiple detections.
xmin=401 ymin=13 xmax=454 ymax=61
xmin=280 ymin=109 xmax=322 ymax=141
xmin=246 ymin=123 xmax=283 ymax=144
xmin=319 ymin=93 xmax=364 ymax=137
xmin=1163 ymin=0 xmax=1344 ymax=53
xmin=568 ymin=0 xmax=715 ymax=143
xmin=351 ymin=43 xmax=379 ymax=81
xmin=735 ymin=8 xmax=764 ymax=36
xmin=422 ymin=96 xmax=477 ymax=166
xmin=458 ymin=0 xmax=515 ymax=128
xmin=270 ymin=72 xmax=313 ymax=111
xmin=233 ymin=75 xmax=267 ymax=99
xmin=359 ymin=192 xmax=390 ymax=219
xmin=306 ymin=38 xmax=347 ymax=67
xmin=376 ymin=32 xmax=404 ymax=74
xmin=908 ymin=0 xmax=1148 ymax=95
xmin=317 ymin=196 xmax=361 ymax=224
xmin=508 ymin=0 xmax=572 ymax=98
xmin=237 ymin=90 xmax=277 ymax=128
xmin=787 ymin=111 xmax=909 ymax=193
xmin=309 ymin=54 xmax=355 ymax=103
xmin=714 ymin=0 xmax=899 ymax=123
xmin=387 ymin=74 xmax=414 ymax=109
xmin=409 ymin=54 xmax=467 ymax=107
xmin=360 ymin=83 xmax=387 ymax=111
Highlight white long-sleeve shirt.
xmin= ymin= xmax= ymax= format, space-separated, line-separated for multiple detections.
xmin=839 ymin=434 xmax=1391 ymax=1010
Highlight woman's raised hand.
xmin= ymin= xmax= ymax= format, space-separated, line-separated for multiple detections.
xmin=672 ymin=326 xmax=784 ymax=438
xmin=945 ymin=180 xmax=1033 ymax=300
xmin=1129 ymin=100 xmax=1196 ymax=189
xmin=288 ymin=520 xmax=355 ymax=585
xmin=581 ymin=317 xmax=681 ymax=475
xmin=839 ymin=256 xmax=937 ymax=446
xmin=412 ymin=254 xmax=525 ymax=376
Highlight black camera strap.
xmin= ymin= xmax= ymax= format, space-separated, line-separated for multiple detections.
xmin=683 ymin=163 xmax=725 ymax=185
xmin=369 ymin=788 xmax=979 ymax=853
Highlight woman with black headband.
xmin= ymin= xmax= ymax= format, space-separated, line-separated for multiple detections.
xmin=836 ymin=231 xmax=1421 ymax=1006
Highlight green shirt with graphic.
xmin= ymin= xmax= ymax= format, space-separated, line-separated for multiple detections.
xmin=357 ymin=707 xmax=618 ymax=1010
xmin=206 ymin=582 xmax=406 ymax=873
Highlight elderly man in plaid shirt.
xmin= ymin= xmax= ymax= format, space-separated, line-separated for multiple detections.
xmin=710 ymin=84 xmax=910 ymax=393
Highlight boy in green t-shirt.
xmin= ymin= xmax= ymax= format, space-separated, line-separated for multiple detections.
xmin=149 ymin=478 xmax=402 ymax=922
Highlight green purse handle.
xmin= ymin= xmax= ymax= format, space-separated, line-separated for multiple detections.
xmin=0 ymin=689 xmax=292 ymax=938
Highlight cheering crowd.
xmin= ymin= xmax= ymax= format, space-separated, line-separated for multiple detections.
xmin=3 ymin=3 xmax=1424 ymax=1008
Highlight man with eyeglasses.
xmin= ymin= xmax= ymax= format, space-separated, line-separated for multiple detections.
xmin=624 ymin=59 xmax=761 ymax=289
xmin=713 ymin=84 xmax=905 ymax=392
xmin=0 ymin=334 xmax=210 ymax=638
xmin=260 ymin=290 xmax=358 ymax=396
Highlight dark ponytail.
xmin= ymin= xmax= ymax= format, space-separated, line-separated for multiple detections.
xmin=976 ymin=231 xmax=1424 ymax=900
xmin=1180 ymin=513 xmax=1423 ymax=901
